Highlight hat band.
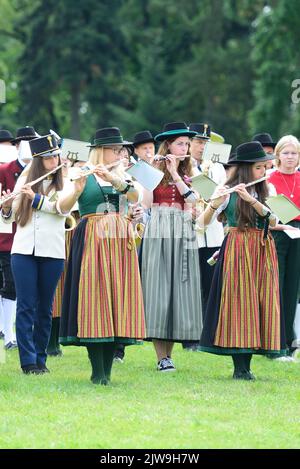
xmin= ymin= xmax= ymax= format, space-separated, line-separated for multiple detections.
xmin=193 ymin=134 xmax=210 ymax=139
xmin=94 ymin=136 xmax=123 ymax=146
xmin=32 ymin=147 xmax=60 ymax=158
xmin=237 ymin=149 xmax=266 ymax=161
xmin=155 ymin=129 xmax=196 ymax=141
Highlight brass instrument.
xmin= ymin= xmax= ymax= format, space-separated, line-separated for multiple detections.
xmin=134 ymin=222 xmax=145 ymax=247
xmin=65 ymin=214 xmax=77 ymax=231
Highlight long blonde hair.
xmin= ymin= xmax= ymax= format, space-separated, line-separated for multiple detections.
xmin=88 ymin=147 xmax=127 ymax=179
xmin=157 ymin=137 xmax=193 ymax=185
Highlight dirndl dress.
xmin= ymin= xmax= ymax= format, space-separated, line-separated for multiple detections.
xmin=140 ymin=183 xmax=202 ymax=341
xmin=200 ymin=193 xmax=286 ymax=355
xmin=59 ymin=175 xmax=146 ymax=346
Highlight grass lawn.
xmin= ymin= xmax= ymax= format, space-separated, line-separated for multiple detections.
xmin=0 ymin=342 xmax=299 ymax=449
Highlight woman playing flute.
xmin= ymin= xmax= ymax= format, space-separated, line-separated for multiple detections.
xmin=198 ymin=141 xmax=286 ymax=380
xmin=1 ymin=134 xmax=67 ymax=374
xmin=58 ymin=127 xmax=145 ymax=386
xmin=140 ymin=122 xmax=202 ymax=372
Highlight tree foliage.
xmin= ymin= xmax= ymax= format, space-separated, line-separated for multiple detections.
xmin=0 ymin=0 xmax=299 ymax=146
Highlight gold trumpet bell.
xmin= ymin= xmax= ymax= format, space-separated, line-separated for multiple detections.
xmin=65 ymin=214 xmax=77 ymax=231
xmin=134 ymin=222 xmax=145 ymax=247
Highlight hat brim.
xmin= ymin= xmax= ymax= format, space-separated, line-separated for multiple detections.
xmin=87 ymin=141 xmax=133 ymax=148
xmin=12 ymin=136 xmax=37 ymax=145
xmin=0 ymin=138 xmax=14 ymax=143
xmin=133 ymin=138 xmax=155 ymax=147
xmin=33 ymin=148 xmax=60 ymax=158
xmin=228 ymin=154 xmax=274 ymax=165
xmin=155 ymin=129 xmax=197 ymax=142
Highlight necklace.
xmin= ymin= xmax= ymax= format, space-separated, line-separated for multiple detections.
xmin=279 ymin=172 xmax=296 ymax=198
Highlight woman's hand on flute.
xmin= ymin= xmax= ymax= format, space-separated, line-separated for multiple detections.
xmin=20 ymin=184 xmax=35 ymax=201
xmin=210 ymin=186 xmax=229 ymax=208
xmin=234 ymin=183 xmax=255 ymax=203
xmin=165 ymin=154 xmax=178 ymax=178
xmin=93 ymin=164 xmax=114 ymax=183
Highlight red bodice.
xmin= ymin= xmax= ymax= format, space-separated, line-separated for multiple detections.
xmin=153 ymin=183 xmax=185 ymax=209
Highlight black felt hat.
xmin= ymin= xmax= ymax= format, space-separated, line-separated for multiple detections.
xmin=252 ymin=133 xmax=276 ymax=149
xmin=12 ymin=126 xmax=37 ymax=145
xmin=0 ymin=129 xmax=14 ymax=143
xmin=29 ymin=134 xmax=60 ymax=158
xmin=89 ymin=127 xmax=133 ymax=148
xmin=223 ymin=152 xmax=237 ymax=169
xmin=230 ymin=141 xmax=273 ymax=164
xmin=133 ymin=130 xmax=155 ymax=147
xmin=189 ymin=123 xmax=211 ymax=140
xmin=155 ymin=122 xmax=197 ymax=142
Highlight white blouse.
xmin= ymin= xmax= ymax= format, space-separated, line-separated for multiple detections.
xmin=2 ymin=176 xmax=67 ymax=259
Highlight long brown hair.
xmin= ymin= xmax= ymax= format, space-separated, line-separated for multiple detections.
xmin=157 ymin=137 xmax=193 ymax=185
xmin=225 ymin=163 xmax=269 ymax=230
xmin=15 ymin=156 xmax=63 ymax=227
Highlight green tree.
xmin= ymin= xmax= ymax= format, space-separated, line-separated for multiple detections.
xmin=249 ymin=0 xmax=300 ymax=139
xmin=16 ymin=0 xmax=126 ymax=138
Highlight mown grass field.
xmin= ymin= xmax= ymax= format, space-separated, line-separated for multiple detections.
xmin=0 ymin=342 xmax=299 ymax=449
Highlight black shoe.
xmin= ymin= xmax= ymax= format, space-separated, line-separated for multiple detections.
xmin=91 ymin=376 xmax=107 ymax=385
xmin=0 ymin=331 xmax=4 ymax=340
xmin=37 ymin=364 xmax=50 ymax=373
xmin=113 ymin=350 xmax=124 ymax=362
xmin=4 ymin=341 xmax=18 ymax=350
xmin=233 ymin=371 xmax=255 ymax=381
xmin=22 ymin=364 xmax=44 ymax=375
xmin=47 ymin=349 xmax=63 ymax=357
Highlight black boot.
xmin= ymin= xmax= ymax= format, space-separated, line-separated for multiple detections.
xmin=47 ymin=318 xmax=62 ymax=356
xmin=103 ymin=342 xmax=116 ymax=384
xmin=86 ymin=344 xmax=106 ymax=385
xmin=232 ymin=354 xmax=255 ymax=380
xmin=21 ymin=364 xmax=44 ymax=375
xmin=243 ymin=353 xmax=255 ymax=379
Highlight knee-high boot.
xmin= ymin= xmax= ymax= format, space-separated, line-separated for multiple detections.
xmin=103 ymin=342 xmax=116 ymax=384
xmin=47 ymin=318 xmax=62 ymax=356
xmin=232 ymin=354 xmax=255 ymax=380
xmin=86 ymin=343 xmax=106 ymax=385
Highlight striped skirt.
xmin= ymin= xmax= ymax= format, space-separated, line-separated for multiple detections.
xmin=200 ymin=228 xmax=285 ymax=354
xmin=59 ymin=214 xmax=146 ymax=345
xmin=52 ymin=229 xmax=74 ymax=318
xmin=140 ymin=206 xmax=202 ymax=341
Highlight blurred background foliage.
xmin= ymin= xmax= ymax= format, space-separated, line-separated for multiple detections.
xmin=0 ymin=0 xmax=299 ymax=146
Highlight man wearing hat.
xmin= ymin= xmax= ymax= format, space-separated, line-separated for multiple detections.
xmin=0 ymin=130 xmax=14 ymax=145
xmin=0 ymin=130 xmax=17 ymax=165
xmin=187 ymin=123 xmax=226 ymax=351
xmin=252 ymin=133 xmax=276 ymax=172
xmin=133 ymin=130 xmax=155 ymax=163
xmin=0 ymin=126 xmax=37 ymax=350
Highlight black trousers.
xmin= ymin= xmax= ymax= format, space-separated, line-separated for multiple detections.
xmin=0 ymin=252 xmax=16 ymax=300
xmin=199 ymin=247 xmax=218 ymax=313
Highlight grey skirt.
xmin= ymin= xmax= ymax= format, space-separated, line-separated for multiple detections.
xmin=141 ymin=206 xmax=202 ymax=341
